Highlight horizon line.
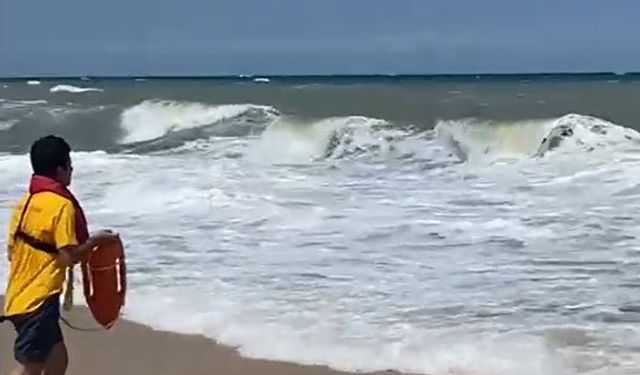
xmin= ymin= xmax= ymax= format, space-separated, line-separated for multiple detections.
xmin=1 ymin=71 xmax=639 ymax=80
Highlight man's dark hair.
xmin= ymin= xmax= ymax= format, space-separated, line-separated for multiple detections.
xmin=30 ymin=135 xmax=71 ymax=177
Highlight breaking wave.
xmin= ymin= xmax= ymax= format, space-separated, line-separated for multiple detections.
xmin=1 ymin=95 xmax=638 ymax=165
xmin=0 ymin=119 xmax=19 ymax=131
xmin=249 ymin=116 xmax=391 ymax=163
xmin=435 ymin=114 xmax=640 ymax=163
xmin=50 ymin=84 xmax=104 ymax=93
xmin=117 ymin=100 xmax=279 ymax=152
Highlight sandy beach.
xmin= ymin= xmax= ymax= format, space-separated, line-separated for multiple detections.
xmin=0 ymin=297 xmax=417 ymax=375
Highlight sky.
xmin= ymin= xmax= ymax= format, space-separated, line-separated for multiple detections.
xmin=1 ymin=0 xmax=638 ymax=77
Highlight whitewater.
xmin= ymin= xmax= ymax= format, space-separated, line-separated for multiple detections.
xmin=2 ymin=77 xmax=640 ymax=375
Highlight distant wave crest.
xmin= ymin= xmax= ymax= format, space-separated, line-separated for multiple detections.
xmin=50 ymin=84 xmax=103 ymax=93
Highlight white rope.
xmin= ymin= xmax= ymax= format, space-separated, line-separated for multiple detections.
xmin=60 ymin=265 xmax=109 ymax=332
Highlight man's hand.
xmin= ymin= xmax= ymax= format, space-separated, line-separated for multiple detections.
xmin=58 ymin=230 xmax=120 ymax=266
xmin=89 ymin=229 xmax=119 ymax=245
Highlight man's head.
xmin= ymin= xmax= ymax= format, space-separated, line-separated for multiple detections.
xmin=30 ymin=135 xmax=73 ymax=186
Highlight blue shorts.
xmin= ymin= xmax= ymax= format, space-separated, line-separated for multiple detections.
xmin=7 ymin=294 xmax=63 ymax=364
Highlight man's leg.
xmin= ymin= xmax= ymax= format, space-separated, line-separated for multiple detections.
xmin=43 ymin=342 xmax=68 ymax=375
xmin=9 ymin=315 xmax=46 ymax=375
xmin=9 ymin=297 xmax=65 ymax=375
xmin=9 ymin=335 xmax=67 ymax=375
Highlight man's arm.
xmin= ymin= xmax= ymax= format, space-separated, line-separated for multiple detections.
xmin=6 ymin=199 xmax=23 ymax=262
xmin=6 ymin=219 xmax=17 ymax=262
xmin=57 ymin=231 xmax=117 ymax=267
xmin=57 ymin=239 xmax=97 ymax=267
xmin=53 ymin=202 xmax=117 ymax=266
xmin=6 ymin=230 xmax=12 ymax=261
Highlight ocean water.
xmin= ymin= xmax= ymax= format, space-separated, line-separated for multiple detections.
xmin=2 ymin=75 xmax=640 ymax=375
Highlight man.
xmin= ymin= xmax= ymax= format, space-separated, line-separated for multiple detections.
xmin=2 ymin=135 xmax=117 ymax=375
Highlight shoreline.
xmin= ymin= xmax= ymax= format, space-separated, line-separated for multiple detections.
xmin=1 ymin=296 xmax=421 ymax=375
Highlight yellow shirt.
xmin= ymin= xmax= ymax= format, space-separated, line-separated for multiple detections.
xmin=4 ymin=191 xmax=78 ymax=316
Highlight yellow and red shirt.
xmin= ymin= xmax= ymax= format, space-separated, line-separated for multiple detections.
xmin=4 ymin=192 xmax=78 ymax=316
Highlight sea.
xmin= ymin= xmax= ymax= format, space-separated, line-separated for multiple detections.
xmin=1 ymin=74 xmax=640 ymax=375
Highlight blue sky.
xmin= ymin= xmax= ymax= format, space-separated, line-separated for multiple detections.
xmin=1 ymin=0 xmax=638 ymax=77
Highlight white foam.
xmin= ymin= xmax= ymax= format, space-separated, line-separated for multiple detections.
xmin=1 ymin=99 xmax=48 ymax=110
xmin=27 ymin=80 xmax=41 ymax=85
xmin=50 ymin=84 xmax=103 ymax=93
xmin=18 ymin=99 xmax=48 ymax=105
xmin=0 ymin=119 xmax=18 ymax=131
xmin=549 ymin=114 xmax=640 ymax=155
xmin=119 ymin=99 xmax=276 ymax=144
xmin=253 ymin=77 xmax=270 ymax=83
xmin=2 ymin=112 xmax=639 ymax=375
xmin=124 ymin=286 xmax=566 ymax=375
